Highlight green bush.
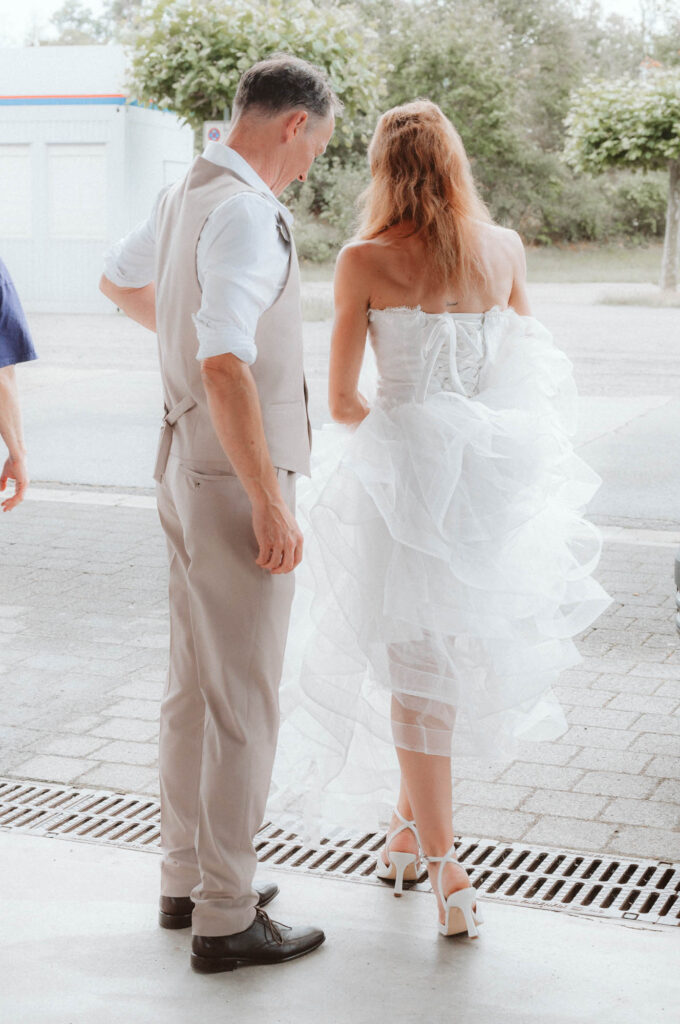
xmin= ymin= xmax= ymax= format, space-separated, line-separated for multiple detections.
xmin=289 ymin=157 xmax=667 ymax=262
xmin=286 ymin=157 xmax=370 ymax=260
xmin=607 ymin=171 xmax=667 ymax=238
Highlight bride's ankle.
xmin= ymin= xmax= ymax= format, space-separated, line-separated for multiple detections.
xmin=420 ymin=835 xmax=457 ymax=860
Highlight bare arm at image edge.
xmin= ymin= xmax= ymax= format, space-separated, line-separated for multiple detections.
xmin=0 ymin=365 xmax=28 ymax=512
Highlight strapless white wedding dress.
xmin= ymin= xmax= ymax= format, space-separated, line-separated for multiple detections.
xmin=268 ymin=306 xmax=611 ymax=835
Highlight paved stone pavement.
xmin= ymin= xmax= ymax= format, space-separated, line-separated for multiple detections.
xmin=1 ymin=492 xmax=678 ymax=861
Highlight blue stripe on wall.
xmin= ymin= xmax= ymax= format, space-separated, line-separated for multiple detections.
xmin=0 ymin=97 xmax=146 ymax=106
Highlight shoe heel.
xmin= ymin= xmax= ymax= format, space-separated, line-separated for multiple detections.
xmin=191 ymin=953 xmax=238 ymax=974
xmin=441 ymin=887 xmax=480 ymax=939
xmin=159 ymin=910 xmax=192 ymax=929
xmin=389 ymin=852 xmax=418 ymax=897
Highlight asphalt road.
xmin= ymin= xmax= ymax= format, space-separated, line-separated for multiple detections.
xmin=13 ymin=283 xmax=680 ymax=528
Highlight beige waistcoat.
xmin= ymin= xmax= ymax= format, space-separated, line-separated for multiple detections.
xmin=153 ymin=156 xmax=311 ymax=480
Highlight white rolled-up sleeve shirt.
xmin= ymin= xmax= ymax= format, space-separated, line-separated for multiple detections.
xmin=103 ymin=142 xmax=293 ymax=365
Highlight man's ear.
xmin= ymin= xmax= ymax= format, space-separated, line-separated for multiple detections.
xmin=282 ymin=109 xmax=308 ymax=141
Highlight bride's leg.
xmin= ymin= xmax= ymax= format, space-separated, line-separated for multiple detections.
xmin=395 ymin=745 xmax=472 ymax=921
xmin=381 ymin=778 xmax=418 ymax=867
xmin=390 ymin=687 xmax=472 ymax=920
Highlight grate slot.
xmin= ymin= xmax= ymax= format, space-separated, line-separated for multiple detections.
xmin=563 ymin=857 xmax=583 ymax=878
xmin=600 ymin=886 xmax=621 ymax=909
xmin=525 ymin=877 xmax=547 ymax=899
xmin=326 ymin=852 xmax=352 ymax=872
xmin=506 ymin=874 xmax=528 ymax=897
xmin=582 ymin=884 xmax=603 ymax=907
xmin=290 ymin=849 xmax=315 ymax=869
xmin=658 ymin=894 xmax=677 ymax=917
xmin=257 ymin=842 xmax=284 ymax=863
xmin=273 ymin=845 xmax=302 ymax=865
xmin=621 ymin=890 xmax=641 ymax=912
xmin=656 ymin=868 xmax=674 ymax=889
xmin=562 ymin=882 xmax=584 ymax=904
xmin=640 ymin=892 xmax=660 ymax=915
xmin=487 ymin=872 xmax=510 ymax=894
xmin=543 ymin=880 xmax=565 ymax=901
xmin=527 ymin=853 xmax=549 ymax=872
xmin=344 ymin=853 xmax=370 ymax=875
xmin=581 ymin=858 xmax=600 ymax=879
xmin=309 ymin=849 xmax=336 ymax=870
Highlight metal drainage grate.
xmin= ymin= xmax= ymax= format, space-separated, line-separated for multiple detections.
xmin=1 ymin=777 xmax=677 ymax=927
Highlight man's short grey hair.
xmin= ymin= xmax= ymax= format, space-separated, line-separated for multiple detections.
xmin=233 ymin=54 xmax=343 ymax=120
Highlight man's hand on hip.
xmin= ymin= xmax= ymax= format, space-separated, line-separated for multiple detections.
xmin=252 ymin=496 xmax=303 ymax=574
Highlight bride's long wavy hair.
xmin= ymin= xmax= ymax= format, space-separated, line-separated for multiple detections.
xmin=357 ymin=100 xmax=491 ymax=287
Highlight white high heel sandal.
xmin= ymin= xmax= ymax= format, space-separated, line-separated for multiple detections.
xmin=374 ymin=809 xmax=422 ymax=897
xmin=425 ymin=843 xmax=483 ymax=938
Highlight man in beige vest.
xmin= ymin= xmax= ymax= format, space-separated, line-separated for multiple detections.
xmin=100 ymin=55 xmax=337 ymax=972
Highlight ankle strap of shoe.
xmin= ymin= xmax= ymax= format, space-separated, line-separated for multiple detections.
xmin=424 ymin=842 xmax=459 ymax=903
xmin=385 ymin=808 xmax=421 ymax=850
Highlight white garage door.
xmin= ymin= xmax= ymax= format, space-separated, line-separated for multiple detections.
xmin=47 ymin=143 xmax=107 ymax=240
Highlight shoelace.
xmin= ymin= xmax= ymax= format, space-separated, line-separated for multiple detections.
xmin=255 ymin=907 xmax=287 ymax=945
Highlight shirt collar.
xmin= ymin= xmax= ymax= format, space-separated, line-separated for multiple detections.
xmin=202 ymin=142 xmax=294 ymax=226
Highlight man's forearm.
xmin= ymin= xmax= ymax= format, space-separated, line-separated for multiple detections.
xmin=0 ymin=365 xmax=25 ymax=459
xmin=201 ymin=359 xmax=281 ymax=507
xmin=99 ymin=276 xmax=157 ymax=332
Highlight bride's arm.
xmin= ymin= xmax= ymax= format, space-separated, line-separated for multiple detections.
xmin=328 ymin=244 xmax=372 ymax=425
xmin=508 ymin=233 xmax=531 ymax=316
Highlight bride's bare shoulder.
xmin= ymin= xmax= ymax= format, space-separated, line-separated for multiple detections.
xmin=475 ymin=220 xmax=524 ymax=251
xmin=335 ymin=238 xmax=384 ymax=284
xmin=474 ymin=221 xmax=526 ymax=279
xmin=337 ymin=238 xmax=384 ymax=265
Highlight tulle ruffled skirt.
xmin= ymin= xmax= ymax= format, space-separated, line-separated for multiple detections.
xmin=268 ymin=311 xmax=611 ymax=835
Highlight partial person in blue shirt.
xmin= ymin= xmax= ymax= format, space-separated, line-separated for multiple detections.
xmin=0 ymin=258 xmax=37 ymax=511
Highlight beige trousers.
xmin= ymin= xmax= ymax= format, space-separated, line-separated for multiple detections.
xmin=156 ymin=453 xmax=296 ymax=936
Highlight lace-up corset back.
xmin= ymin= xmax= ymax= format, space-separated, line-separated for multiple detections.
xmin=368 ymin=307 xmax=487 ymax=407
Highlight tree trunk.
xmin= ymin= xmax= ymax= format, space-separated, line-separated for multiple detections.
xmin=661 ymin=158 xmax=680 ymax=291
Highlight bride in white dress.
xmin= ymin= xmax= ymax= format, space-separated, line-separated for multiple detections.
xmin=270 ymin=100 xmax=611 ymax=938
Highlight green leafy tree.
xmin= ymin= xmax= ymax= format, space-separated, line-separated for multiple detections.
xmin=127 ymin=0 xmax=383 ymax=150
xmin=47 ymin=0 xmax=144 ymax=44
xmin=565 ymin=70 xmax=680 ymax=288
xmin=382 ymin=3 xmax=519 ymax=184
xmin=46 ymin=0 xmax=108 ymax=44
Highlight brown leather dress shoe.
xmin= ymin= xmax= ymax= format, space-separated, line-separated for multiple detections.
xmin=159 ymin=881 xmax=279 ymax=929
xmin=191 ymin=908 xmax=325 ymax=972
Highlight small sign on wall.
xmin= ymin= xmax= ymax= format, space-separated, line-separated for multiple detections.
xmin=203 ymin=121 xmax=229 ymax=147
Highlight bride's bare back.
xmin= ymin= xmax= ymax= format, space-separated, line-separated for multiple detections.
xmin=348 ymin=220 xmax=529 ymax=315
xmin=328 ymin=221 xmax=531 ymax=423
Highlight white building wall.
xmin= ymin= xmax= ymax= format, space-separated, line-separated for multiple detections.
xmin=124 ymin=104 xmax=195 ymax=228
xmin=0 ymin=46 xmax=194 ymax=313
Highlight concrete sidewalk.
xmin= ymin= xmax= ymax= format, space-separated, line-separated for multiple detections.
xmin=0 ymin=831 xmax=676 ymax=1024
xmin=1 ymin=489 xmax=678 ymax=862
